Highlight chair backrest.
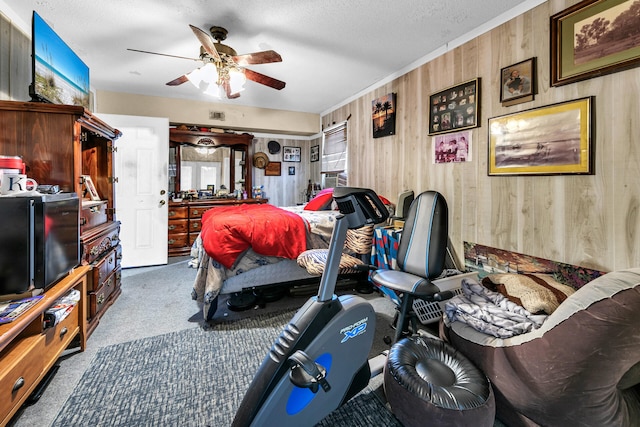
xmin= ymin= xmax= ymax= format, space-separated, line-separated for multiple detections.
xmin=394 ymin=190 xmax=414 ymax=219
xmin=397 ymin=191 xmax=448 ymax=280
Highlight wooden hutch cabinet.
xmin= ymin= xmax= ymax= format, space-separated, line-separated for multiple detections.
xmin=0 ymin=101 xmax=122 ymax=337
xmin=168 ymin=128 xmax=267 ymax=256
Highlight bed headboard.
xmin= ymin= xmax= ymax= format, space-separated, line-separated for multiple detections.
xmin=463 ymin=242 xmax=606 ymax=289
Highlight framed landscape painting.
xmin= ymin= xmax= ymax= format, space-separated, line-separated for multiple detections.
xmin=488 ymin=97 xmax=593 ymax=176
xmin=551 ymin=0 xmax=640 ymax=86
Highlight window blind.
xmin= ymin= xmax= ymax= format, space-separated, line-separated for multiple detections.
xmin=322 ymin=121 xmax=347 ymax=173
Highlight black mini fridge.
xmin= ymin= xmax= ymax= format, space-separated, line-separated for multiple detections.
xmin=0 ymin=193 xmax=80 ymax=295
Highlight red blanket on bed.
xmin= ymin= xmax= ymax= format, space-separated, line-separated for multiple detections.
xmin=199 ymin=203 xmax=308 ymax=269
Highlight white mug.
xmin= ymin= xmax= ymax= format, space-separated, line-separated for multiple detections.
xmin=1 ymin=174 xmax=38 ymax=195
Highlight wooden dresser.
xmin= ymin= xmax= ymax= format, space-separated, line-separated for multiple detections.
xmin=168 ymin=198 xmax=268 ymax=256
xmin=0 ymin=101 xmax=122 ymax=337
xmin=0 ymin=265 xmax=90 ymax=426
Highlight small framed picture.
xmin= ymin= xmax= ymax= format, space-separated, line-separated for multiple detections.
xmin=283 ymin=146 xmax=301 ymax=162
xmin=288 ymin=166 xmax=295 ymax=175
xmin=372 ymin=92 xmax=397 ymax=138
xmin=500 ymin=57 xmax=536 ymax=105
xmin=265 ymin=161 xmax=281 ymax=176
xmin=81 ymin=175 xmax=100 ymax=201
xmin=310 ymin=145 xmax=319 ymax=162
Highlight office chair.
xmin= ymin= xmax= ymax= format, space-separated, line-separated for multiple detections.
xmin=391 ymin=190 xmax=414 ymax=221
xmin=370 ymin=190 xmax=449 ymax=342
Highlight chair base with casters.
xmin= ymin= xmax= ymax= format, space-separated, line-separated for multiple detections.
xmin=384 ymin=335 xmax=495 ymax=427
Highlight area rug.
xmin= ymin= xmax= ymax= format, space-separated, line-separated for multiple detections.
xmin=51 ymin=310 xmax=402 ymax=427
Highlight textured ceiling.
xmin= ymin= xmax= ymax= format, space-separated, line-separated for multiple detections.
xmin=2 ymin=0 xmax=541 ymax=114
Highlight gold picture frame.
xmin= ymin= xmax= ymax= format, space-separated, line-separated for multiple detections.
xmin=488 ymin=97 xmax=594 ymax=176
xmin=551 ymin=0 xmax=640 ymax=86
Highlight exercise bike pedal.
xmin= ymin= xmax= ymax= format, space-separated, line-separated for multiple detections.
xmin=288 ymin=350 xmax=331 ymax=393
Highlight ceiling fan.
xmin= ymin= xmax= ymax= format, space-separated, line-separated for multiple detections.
xmin=127 ymin=25 xmax=285 ymax=99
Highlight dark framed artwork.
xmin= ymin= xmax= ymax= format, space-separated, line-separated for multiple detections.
xmin=488 ymin=97 xmax=593 ymax=176
xmin=428 ymin=78 xmax=480 ymax=135
xmin=288 ymin=166 xmax=295 ymax=175
xmin=551 ymin=0 xmax=640 ymax=86
xmin=372 ymin=92 xmax=396 ymax=138
xmin=500 ymin=57 xmax=536 ymax=106
xmin=310 ymin=145 xmax=319 ymax=162
xmin=283 ymin=146 xmax=301 ymax=162
xmin=265 ymin=161 xmax=281 ymax=176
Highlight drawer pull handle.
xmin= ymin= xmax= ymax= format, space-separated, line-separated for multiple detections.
xmin=168 ymin=239 xmax=175 ymax=244
xmin=13 ymin=377 xmax=25 ymax=392
xmin=59 ymin=327 xmax=68 ymax=338
xmin=168 ymin=225 xmax=176 ymax=230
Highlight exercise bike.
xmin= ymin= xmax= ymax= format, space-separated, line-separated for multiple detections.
xmin=232 ymin=187 xmax=448 ymax=426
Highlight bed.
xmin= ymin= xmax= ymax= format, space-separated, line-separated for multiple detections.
xmin=189 ymin=202 xmax=343 ymax=320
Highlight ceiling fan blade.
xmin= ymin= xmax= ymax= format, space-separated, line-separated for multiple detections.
xmin=166 ymin=75 xmax=189 ymax=86
xmin=127 ymin=48 xmax=200 ymax=62
xmin=189 ymin=24 xmax=220 ymax=60
xmin=233 ymin=50 xmax=282 ymax=66
xmin=243 ymin=68 xmax=286 ymax=90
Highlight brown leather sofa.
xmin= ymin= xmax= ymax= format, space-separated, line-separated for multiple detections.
xmin=440 ymin=268 xmax=640 ymax=427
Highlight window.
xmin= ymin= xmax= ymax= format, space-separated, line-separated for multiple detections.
xmin=322 ymin=121 xmax=347 ymax=186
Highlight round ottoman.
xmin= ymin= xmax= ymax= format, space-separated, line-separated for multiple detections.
xmin=384 ymin=336 xmax=495 ymax=427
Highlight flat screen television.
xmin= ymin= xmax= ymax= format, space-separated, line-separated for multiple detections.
xmin=29 ymin=11 xmax=90 ymax=109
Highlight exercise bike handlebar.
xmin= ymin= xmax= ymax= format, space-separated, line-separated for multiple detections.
xmin=332 ymin=187 xmax=389 ymax=228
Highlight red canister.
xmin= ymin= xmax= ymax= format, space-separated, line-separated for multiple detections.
xmin=0 ymin=155 xmax=26 ymax=174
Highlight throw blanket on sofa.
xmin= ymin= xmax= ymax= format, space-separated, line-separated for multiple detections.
xmin=444 ymin=279 xmax=547 ymax=338
xmin=200 ymin=204 xmax=308 ymax=269
xmin=481 ymin=273 xmax=575 ymax=315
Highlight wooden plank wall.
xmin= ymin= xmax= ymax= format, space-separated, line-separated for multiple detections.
xmin=252 ymin=135 xmax=321 ymax=207
xmin=0 ymin=11 xmax=30 ymax=101
xmin=321 ymin=1 xmax=640 ymax=272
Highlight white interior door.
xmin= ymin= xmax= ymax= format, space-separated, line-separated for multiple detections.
xmin=98 ymin=113 xmax=169 ymax=268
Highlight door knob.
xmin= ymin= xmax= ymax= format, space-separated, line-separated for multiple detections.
xmin=160 ymin=190 xmax=166 ymax=195
xmin=159 ymin=200 xmax=166 ymax=205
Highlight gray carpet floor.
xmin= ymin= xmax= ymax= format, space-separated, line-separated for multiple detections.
xmin=48 ymin=310 xmax=403 ymax=426
xmin=7 ymin=257 xmax=406 ymax=427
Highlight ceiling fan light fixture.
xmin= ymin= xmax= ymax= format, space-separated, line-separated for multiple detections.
xmin=228 ymin=68 xmax=247 ymax=95
xmin=202 ymin=83 xmax=223 ymax=99
xmin=187 ymin=62 xmax=218 ymax=90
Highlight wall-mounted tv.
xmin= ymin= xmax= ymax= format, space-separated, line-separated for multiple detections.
xmin=29 ymin=11 xmax=90 ymax=109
